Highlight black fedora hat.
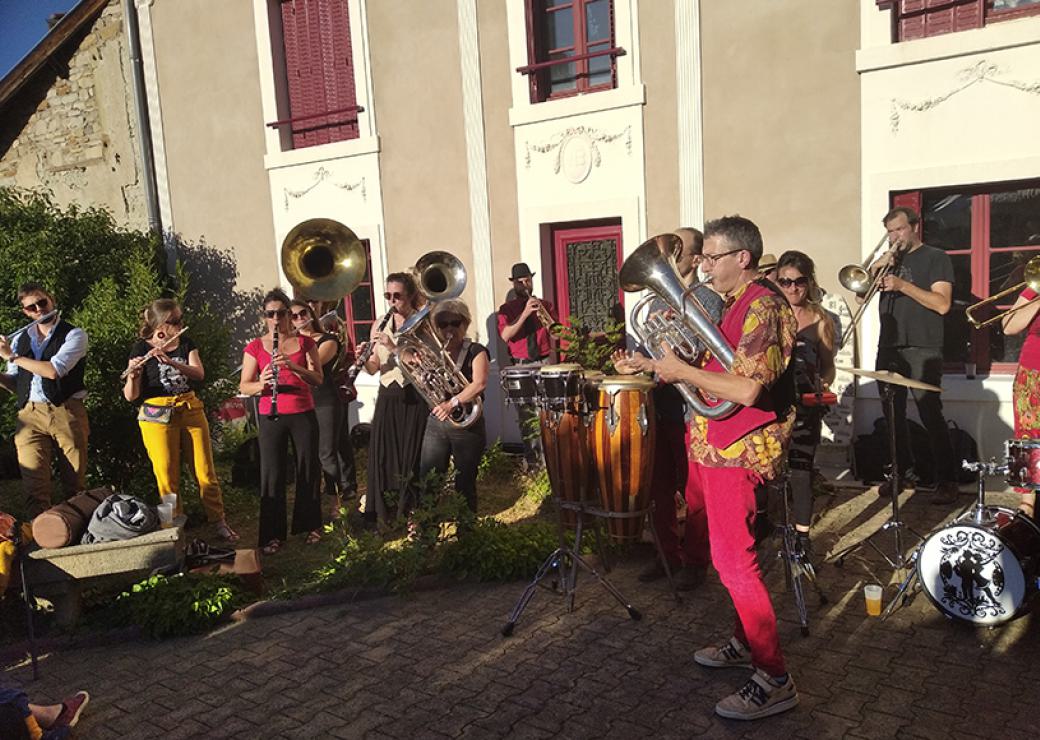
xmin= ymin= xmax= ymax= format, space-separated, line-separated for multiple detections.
xmin=509 ymin=263 xmax=535 ymax=280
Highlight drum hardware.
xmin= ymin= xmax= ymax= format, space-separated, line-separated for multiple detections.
xmin=764 ymin=477 xmax=829 ymax=636
xmin=829 ymin=368 xmax=930 ymax=576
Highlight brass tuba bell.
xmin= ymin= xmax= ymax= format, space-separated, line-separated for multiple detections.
xmin=280 ymin=218 xmax=367 ymax=300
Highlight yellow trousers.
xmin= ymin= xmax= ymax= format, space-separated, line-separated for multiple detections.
xmin=138 ymin=393 xmax=225 ymax=522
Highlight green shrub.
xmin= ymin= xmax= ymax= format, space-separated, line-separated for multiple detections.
xmin=554 ymin=315 xmax=625 ymax=371
xmin=477 ymin=439 xmax=510 ymax=482
xmin=0 ymin=188 xmax=238 ymax=492
xmin=113 ymin=573 xmax=244 ymax=638
xmin=441 ymin=518 xmax=584 ymax=582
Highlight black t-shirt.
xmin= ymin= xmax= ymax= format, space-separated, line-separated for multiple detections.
xmin=313 ymin=333 xmax=341 ymax=407
xmin=130 ymin=336 xmax=196 ymax=403
xmin=454 ymin=341 xmax=489 ymax=399
xmin=878 ymin=244 xmax=954 ymax=349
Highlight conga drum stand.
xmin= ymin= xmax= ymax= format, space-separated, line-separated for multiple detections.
xmin=501 ymin=497 xmax=642 ymax=636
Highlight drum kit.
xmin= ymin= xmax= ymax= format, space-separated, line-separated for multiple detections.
xmin=499 ymin=362 xmax=669 ymax=636
xmin=832 ymin=366 xmax=1040 ymax=626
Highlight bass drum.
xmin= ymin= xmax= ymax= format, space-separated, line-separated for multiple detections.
xmin=586 ymin=375 xmax=656 ymax=543
xmin=916 ymin=508 xmax=1040 ymax=625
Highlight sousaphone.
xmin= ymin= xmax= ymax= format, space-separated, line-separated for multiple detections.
xmin=280 ymin=218 xmax=367 ymax=300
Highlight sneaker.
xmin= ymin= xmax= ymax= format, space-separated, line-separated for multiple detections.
xmin=53 ymin=691 xmax=90 ymax=728
xmin=930 ymin=481 xmax=960 ymax=505
xmin=715 ymin=669 xmax=798 ymax=720
xmin=638 ymin=559 xmax=678 ymax=583
xmin=694 ymin=637 xmax=752 ymax=668
xmin=674 ymin=565 xmax=707 ymax=592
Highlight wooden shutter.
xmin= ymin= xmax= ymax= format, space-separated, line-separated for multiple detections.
xmin=895 ymin=0 xmax=982 ymax=41
xmin=279 ymin=0 xmax=358 ymax=149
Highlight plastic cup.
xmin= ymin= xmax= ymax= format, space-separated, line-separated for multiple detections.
xmin=157 ymin=503 xmax=174 ymax=529
xmin=161 ymin=493 xmax=178 ymax=514
xmin=864 ymin=584 xmax=883 ymax=616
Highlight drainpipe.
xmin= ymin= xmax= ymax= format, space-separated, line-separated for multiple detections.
xmin=123 ymin=0 xmax=162 ymax=239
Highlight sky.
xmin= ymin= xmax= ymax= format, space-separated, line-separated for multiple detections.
xmin=0 ymin=0 xmax=80 ymax=79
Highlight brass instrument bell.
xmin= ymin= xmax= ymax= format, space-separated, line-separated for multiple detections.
xmin=280 ymin=218 xmax=367 ymax=300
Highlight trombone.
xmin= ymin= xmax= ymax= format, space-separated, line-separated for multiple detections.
xmin=965 ymin=255 xmax=1040 ymax=329
xmin=837 ymin=232 xmax=904 ymax=349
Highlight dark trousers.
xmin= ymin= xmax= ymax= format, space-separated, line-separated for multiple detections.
xmin=876 ymin=346 xmax=957 ymax=484
xmin=314 ymin=402 xmax=356 ymax=495
xmin=419 ymin=417 xmax=486 ymax=512
xmin=257 ymin=410 xmax=322 ymax=546
xmin=790 ymin=409 xmax=822 ymax=528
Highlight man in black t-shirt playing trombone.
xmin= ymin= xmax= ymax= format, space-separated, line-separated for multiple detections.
xmin=867 ymin=206 xmax=959 ymax=504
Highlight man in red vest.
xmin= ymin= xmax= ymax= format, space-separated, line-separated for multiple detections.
xmin=653 ymin=215 xmax=799 ymax=720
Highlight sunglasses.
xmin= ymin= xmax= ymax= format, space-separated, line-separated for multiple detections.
xmin=290 ymin=310 xmax=311 ymax=320
xmin=436 ymin=319 xmax=464 ymax=329
xmin=777 ymin=276 xmax=809 ymax=289
xmin=264 ymin=309 xmax=288 ymax=319
xmin=384 ymin=291 xmax=405 ymax=301
xmin=21 ymin=299 xmax=50 ymax=313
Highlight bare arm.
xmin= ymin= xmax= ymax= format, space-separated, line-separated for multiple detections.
xmin=431 ymin=350 xmax=489 ymax=421
xmin=284 ymin=342 xmax=323 ymax=386
xmin=239 ymin=351 xmax=265 ymax=396
xmin=499 ymin=300 xmax=539 ymax=343
xmin=652 ymin=343 xmax=763 ymax=407
xmin=881 ymin=276 xmax=953 ymax=315
xmin=1002 ymin=291 xmax=1040 ymax=336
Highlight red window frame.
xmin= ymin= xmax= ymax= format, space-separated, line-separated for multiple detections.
xmin=521 ymin=0 xmax=621 ymax=104
xmin=541 ymin=220 xmax=624 ymax=326
xmin=271 ymin=0 xmax=360 ymax=150
xmin=877 ymin=0 xmax=1040 ymax=42
xmin=891 ymin=181 xmax=1040 ymax=375
xmin=341 ymin=238 xmax=374 ymax=348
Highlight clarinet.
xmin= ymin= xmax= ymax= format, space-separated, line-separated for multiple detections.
xmin=345 ymin=308 xmax=395 ymax=384
xmin=268 ymin=325 xmax=280 ymax=421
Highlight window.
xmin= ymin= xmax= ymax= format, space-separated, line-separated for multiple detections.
xmin=878 ymin=0 xmax=1040 ymax=42
xmin=891 ymin=181 xmax=1040 ymax=373
xmin=269 ymin=0 xmax=361 ymax=149
xmin=519 ymin=0 xmax=623 ymax=104
xmin=342 ymin=238 xmax=375 ymax=348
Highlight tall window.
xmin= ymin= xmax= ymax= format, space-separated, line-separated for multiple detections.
xmin=519 ymin=0 xmax=621 ymax=104
xmin=342 ymin=239 xmax=375 ymax=348
xmin=271 ymin=0 xmax=360 ymax=149
xmin=878 ymin=0 xmax=1040 ymax=42
xmin=891 ymin=181 xmax=1040 ymax=373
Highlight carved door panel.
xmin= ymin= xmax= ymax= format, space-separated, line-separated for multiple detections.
xmin=551 ymin=223 xmax=623 ymax=332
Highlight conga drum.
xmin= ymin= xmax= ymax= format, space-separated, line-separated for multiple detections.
xmin=537 ymin=364 xmax=591 ymax=528
xmin=586 ymin=375 xmax=656 ymax=543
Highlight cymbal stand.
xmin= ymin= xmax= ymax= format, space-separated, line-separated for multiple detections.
xmin=831 ymin=383 xmax=924 ymax=571
xmin=881 ymin=459 xmax=1005 ymax=619
xmin=772 ymin=478 xmax=828 ymax=636
xmin=501 ymin=405 xmax=641 ymax=637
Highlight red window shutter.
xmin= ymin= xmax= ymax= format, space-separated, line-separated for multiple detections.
xmin=891 ymin=191 xmax=924 ymax=239
xmin=279 ymin=0 xmax=358 ymax=149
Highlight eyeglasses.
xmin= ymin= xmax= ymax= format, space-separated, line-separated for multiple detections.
xmin=384 ymin=291 xmax=405 ymax=301
xmin=777 ymin=276 xmax=809 ymax=289
xmin=700 ymin=249 xmax=744 ymax=266
xmin=264 ymin=309 xmax=288 ymax=319
xmin=166 ymin=316 xmax=183 ymax=326
xmin=21 ymin=299 xmax=49 ymax=313
xmin=436 ymin=319 xmax=464 ymax=329
xmin=290 ymin=310 xmax=311 ymax=320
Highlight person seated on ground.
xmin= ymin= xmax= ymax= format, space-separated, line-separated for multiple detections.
xmin=0 ymin=686 xmax=89 ymax=739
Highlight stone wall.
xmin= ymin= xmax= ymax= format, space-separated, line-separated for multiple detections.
xmin=0 ymin=0 xmax=149 ymax=229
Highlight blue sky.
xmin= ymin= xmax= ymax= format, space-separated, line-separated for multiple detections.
xmin=0 ymin=0 xmax=80 ymax=79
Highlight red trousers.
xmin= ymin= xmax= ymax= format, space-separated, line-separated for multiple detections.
xmin=650 ymin=421 xmax=709 ymax=568
xmin=687 ymin=460 xmax=786 ymax=676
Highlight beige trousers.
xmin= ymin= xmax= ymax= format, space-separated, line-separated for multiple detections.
xmin=14 ymin=398 xmax=90 ymax=518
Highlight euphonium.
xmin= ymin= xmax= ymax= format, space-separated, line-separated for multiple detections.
xmin=619 ymin=234 xmax=737 ymax=420
xmin=394 ymin=251 xmax=482 ymax=428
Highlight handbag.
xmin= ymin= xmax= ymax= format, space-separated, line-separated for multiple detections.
xmin=138 ymin=402 xmax=174 ymax=424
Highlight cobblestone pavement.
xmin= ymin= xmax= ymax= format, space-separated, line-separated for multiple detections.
xmin=5 ymin=482 xmax=1040 ymax=739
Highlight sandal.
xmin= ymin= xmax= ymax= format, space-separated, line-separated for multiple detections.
xmin=216 ymin=520 xmax=240 ymax=543
xmin=305 ymin=530 xmax=321 ymax=545
xmin=261 ymin=539 xmax=282 ymax=555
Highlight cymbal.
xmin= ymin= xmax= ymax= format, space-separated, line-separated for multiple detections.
xmin=836 ymin=366 xmax=942 ymax=393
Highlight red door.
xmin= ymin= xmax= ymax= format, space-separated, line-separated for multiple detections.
xmin=548 ymin=222 xmax=624 ymax=331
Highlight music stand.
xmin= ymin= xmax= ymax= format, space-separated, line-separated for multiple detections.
xmin=830 ymin=369 xmax=930 ymax=573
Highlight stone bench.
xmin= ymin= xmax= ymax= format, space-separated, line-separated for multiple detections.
xmin=23 ymin=516 xmax=187 ymax=626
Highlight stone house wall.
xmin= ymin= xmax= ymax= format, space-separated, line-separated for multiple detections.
xmin=0 ymin=0 xmax=149 ymax=229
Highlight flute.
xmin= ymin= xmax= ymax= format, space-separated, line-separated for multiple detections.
xmin=120 ymin=327 xmax=189 ymax=380
xmin=268 ymin=325 xmax=280 ymax=420
xmin=345 ymin=308 xmax=395 ymax=384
